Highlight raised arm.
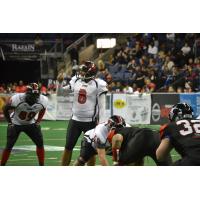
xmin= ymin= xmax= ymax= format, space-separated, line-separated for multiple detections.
xmin=56 ymin=72 xmax=73 ymax=95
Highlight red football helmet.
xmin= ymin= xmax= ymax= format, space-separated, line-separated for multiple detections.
xmin=107 ymin=115 xmax=126 ymax=129
xmin=79 ymin=61 xmax=97 ymax=80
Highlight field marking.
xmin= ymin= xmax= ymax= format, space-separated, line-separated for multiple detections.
xmin=0 ymin=125 xmax=66 ymax=131
xmin=0 ymin=124 xmax=7 ymax=127
xmin=52 ymin=128 xmax=66 ymax=131
xmin=12 ymin=154 xmax=29 ymax=157
xmin=12 ymin=145 xmax=80 ymax=152
xmin=8 ymin=157 xmax=59 ymax=162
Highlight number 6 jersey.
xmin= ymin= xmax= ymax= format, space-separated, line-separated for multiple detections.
xmin=9 ymin=93 xmax=48 ymax=125
xmin=59 ymin=76 xmax=108 ymax=122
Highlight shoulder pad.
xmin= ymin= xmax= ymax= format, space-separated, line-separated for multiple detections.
xmin=96 ymin=78 xmax=107 ymax=87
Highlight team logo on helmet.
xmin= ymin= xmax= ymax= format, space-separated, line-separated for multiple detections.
xmin=79 ymin=61 xmax=97 ymax=80
xmin=169 ymin=102 xmax=194 ymax=122
xmin=108 ymin=115 xmax=126 ymax=129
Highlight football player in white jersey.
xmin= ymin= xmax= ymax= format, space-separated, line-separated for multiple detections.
xmin=0 ymin=83 xmax=48 ymax=166
xmin=73 ymin=115 xmax=126 ymax=166
xmin=57 ymin=61 xmax=108 ymax=166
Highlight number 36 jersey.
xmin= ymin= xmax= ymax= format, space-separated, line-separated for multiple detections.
xmin=160 ymin=119 xmax=200 ymax=160
xmin=10 ymin=93 xmax=48 ymax=125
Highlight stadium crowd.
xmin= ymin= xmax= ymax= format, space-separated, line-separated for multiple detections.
xmin=0 ymin=80 xmax=57 ymax=95
xmin=96 ymin=33 xmax=200 ymax=93
xmin=1 ymin=33 xmax=200 ymax=94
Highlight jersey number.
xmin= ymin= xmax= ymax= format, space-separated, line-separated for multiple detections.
xmin=18 ymin=111 xmax=36 ymax=121
xmin=78 ymin=89 xmax=87 ymax=104
xmin=176 ymin=120 xmax=200 ymax=136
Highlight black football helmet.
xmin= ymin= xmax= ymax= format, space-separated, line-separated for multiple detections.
xmin=25 ymin=83 xmax=40 ymax=105
xmin=169 ymin=102 xmax=194 ymax=122
xmin=108 ymin=115 xmax=126 ymax=129
xmin=79 ymin=61 xmax=97 ymax=80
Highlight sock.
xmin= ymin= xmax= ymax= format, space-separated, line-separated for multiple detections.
xmin=0 ymin=149 xmax=11 ymax=166
xmin=36 ymin=147 xmax=45 ymax=166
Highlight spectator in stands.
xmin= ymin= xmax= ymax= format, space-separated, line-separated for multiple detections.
xmin=147 ymin=42 xmax=158 ymax=58
xmin=148 ymin=68 xmax=157 ymax=85
xmin=115 ymin=82 xmax=123 ymax=93
xmin=11 ymin=82 xmax=17 ymax=93
xmin=47 ymin=79 xmax=57 ymax=94
xmin=40 ymin=83 xmax=48 ymax=96
xmin=123 ymin=84 xmax=133 ymax=93
xmin=167 ymin=85 xmax=176 ymax=93
xmin=131 ymin=83 xmax=140 ymax=93
xmin=164 ymin=56 xmax=174 ymax=71
xmin=142 ymin=77 xmax=156 ymax=93
xmin=181 ymin=42 xmax=191 ymax=56
xmin=0 ymin=84 xmax=5 ymax=93
xmin=34 ymin=34 xmax=43 ymax=50
xmin=71 ymin=59 xmax=79 ymax=77
xmin=69 ymin=45 xmax=79 ymax=64
xmin=107 ymin=81 xmax=116 ymax=92
xmin=184 ymin=81 xmax=193 ymax=93
xmin=166 ymin=33 xmax=175 ymax=42
xmin=105 ymin=73 xmax=112 ymax=84
xmin=177 ymin=86 xmax=183 ymax=93
xmin=134 ymin=66 xmax=146 ymax=90
xmin=15 ymin=80 xmax=26 ymax=93
xmin=5 ymin=83 xmax=13 ymax=94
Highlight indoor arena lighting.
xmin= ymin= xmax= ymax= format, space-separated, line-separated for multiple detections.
xmin=96 ymin=38 xmax=116 ymax=48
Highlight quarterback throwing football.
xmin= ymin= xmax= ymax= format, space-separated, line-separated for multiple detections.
xmin=57 ymin=61 xmax=108 ymax=166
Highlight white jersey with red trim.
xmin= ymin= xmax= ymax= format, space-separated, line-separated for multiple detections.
xmin=10 ymin=93 xmax=48 ymax=125
xmin=61 ymin=77 xmax=108 ymax=122
xmin=84 ymin=122 xmax=110 ymax=149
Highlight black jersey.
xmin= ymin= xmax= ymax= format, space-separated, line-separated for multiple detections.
xmin=116 ymin=127 xmax=158 ymax=148
xmin=115 ymin=126 xmax=171 ymax=165
xmin=161 ymin=118 xmax=200 ymax=161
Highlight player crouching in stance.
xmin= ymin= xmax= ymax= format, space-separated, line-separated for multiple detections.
xmin=73 ymin=115 xmax=126 ymax=166
xmin=0 ymin=83 xmax=48 ymax=166
xmin=108 ymin=122 xmax=172 ymax=166
xmin=156 ymin=102 xmax=200 ymax=166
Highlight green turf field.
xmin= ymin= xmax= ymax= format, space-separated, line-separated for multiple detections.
xmin=0 ymin=121 xmax=180 ymax=166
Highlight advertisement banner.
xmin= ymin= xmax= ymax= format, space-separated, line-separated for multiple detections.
xmin=105 ymin=93 xmax=112 ymax=120
xmin=0 ymin=94 xmax=11 ymax=121
xmin=113 ymin=93 xmax=151 ymax=124
xmin=43 ymin=94 xmax=57 ymax=120
xmin=1 ymin=43 xmax=35 ymax=52
xmin=151 ymin=93 xmax=180 ymax=125
xmin=180 ymin=93 xmax=200 ymax=118
xmin=56 ymin=94 xmax=73 ymax=120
